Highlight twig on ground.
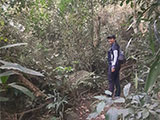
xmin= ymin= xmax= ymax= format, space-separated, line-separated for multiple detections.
xmin=18 ymin=99 xmax=52 ymax=120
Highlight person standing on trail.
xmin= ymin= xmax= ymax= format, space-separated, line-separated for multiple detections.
xmin=107 ymin=35 xmax=121 ymax=98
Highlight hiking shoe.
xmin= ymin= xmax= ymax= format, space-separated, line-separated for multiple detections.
xmin=106 ymin=95 xmax=112 ymax=97
xmin=114 ymin=96 xmax=120 ymax=100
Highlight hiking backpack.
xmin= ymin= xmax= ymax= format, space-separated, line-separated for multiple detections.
xmin=118 ymin=49 xmax=126 ymax=64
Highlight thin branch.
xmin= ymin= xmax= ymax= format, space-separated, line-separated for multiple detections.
xmin=18 ymin=99 xmax=52 ymax=120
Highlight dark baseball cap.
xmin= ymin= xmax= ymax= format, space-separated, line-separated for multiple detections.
xmin=107 ymin=35 xmax=116 ymax=39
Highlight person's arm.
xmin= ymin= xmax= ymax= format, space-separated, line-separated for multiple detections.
xmin=111 ymin=50 xmax=118 ymax=72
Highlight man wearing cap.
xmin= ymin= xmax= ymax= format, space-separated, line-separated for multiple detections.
xmin=107 ymin=35 xmax=121 ymax=98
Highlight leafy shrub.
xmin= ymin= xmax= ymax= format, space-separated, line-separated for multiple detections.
xmin=87 ymin=83 xmax=160 ymax=120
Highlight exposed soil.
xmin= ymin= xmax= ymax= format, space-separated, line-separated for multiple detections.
xmin=69 ymin=91 xmax=122 ymax=120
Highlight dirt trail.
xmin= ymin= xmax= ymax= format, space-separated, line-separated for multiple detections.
xmin=72 ymin=92 xmax=111 ymax=120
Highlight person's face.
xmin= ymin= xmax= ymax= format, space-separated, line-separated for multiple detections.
xmin=108 ymin=38 xmax=115 ymax=45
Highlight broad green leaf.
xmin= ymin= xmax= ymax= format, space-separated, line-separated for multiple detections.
xmin=87 ymin=112 xmax=98 ymax=120
xmin=118 ymin=108 xmax=133 ymax=119
xmin=144 ymin=95 xmax=151 ymax=104
xmin=51 ymin=116 xmax=57 ymax=120
xmin=126 ymin=0 xmax=131 ymax=4
xmin=113 ymin=97 xmax=125 ymax=103
xmin=105 ymin=114 xmax=109 ymax=120
xmin=0 ymin=37 xmax=3 ymax=40
xmin=148 ymin=24 xmax=156 ymax=54
xmin=142 ymin=109 xmax=149 ymax=119
xmin=149 ymin=110 xmax=158 ymax=116
xmin=125 ymin=38 xmax=133 ymax=51
xmin=123 ymin=83 xmax=131 ymax=97
xmin=120 ymin=0 xmax=124 ymax=6
xmin=149 ymin=103 xmax=159 ymax=110
xmin=0 ymin=71 xmax=17 ymax=84
xmin=58 ymin=0 xmax=73 ymax=14
xmin=0 ymin=21 xmax=4 ymax=26
xmin=40 ymin=0 xmax=46 ymax=5
xmin=94 ymin=95 xmax=112 ymax=104
xmin=47 ymin=103 xmax=55 ymax=109
xmin=105 ymin=107 xmax=118 ymax=120
xmin=145 ymin=51 xmax=160 ymax=92
xmin=9 ymin=83 xmax=35 ymax=100
xmin=130 ymin=2 xmax=133 ymax=8
xmin=0 ymin=43 xmax=27 ymax=49
xmin=131 ymin=95 xmax=140 ymax=104
xmin=0 ymin=96 xmax=9 ymax=101
xmin=0 ymin=76 xmax=9 ymax=84
xmin=4 ymin=38 xmax=7 ymax=42
xmin=0 ymin=71 xmax=17 ymax=77
xmin=137 ymin=111 xmax=142 ymax=119
xmin=96 ymin=101 xmax=105 ymax=114
xmin=154 ymin=17 xmax=160 ymax=43
xmin=156 ymin=109 xmax=160 ymax=113
xmin=105 ymin=90 xmax=112 ymax=96
xmin=94 ymin=95 xmax=108 ymax=101
xmin=0 ymin=60 xmax=44 ymax=76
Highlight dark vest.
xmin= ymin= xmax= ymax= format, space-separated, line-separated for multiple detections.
xmin=107 ymin=42 xmax=120 ymax=67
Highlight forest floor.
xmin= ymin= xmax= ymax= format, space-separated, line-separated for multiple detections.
xmin=72 ymin=91 xmax=124 ymax=120
xmin=64 ymin=78 xmax=119 ymax=120
xmin=0 ymin=60 xmax=133 ymax=120
xmin=67 ymin=64 xmax=132 ymax=120
xmin=43 ymin=61 xmax=134 ymax=120
xmin=74 ymin=92 xmax=108 ymax=120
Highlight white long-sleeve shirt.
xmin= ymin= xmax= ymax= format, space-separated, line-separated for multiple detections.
xmin=111 ymin=50 xmax=118 ymax=68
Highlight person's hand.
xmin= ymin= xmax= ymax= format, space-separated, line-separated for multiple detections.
xmin=111 ymin=68 xmax=115 ymax=72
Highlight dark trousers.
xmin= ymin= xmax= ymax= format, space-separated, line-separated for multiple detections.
xmin=108 ymin=65 xmax=121 ymax=97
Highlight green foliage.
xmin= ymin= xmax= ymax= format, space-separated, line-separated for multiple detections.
xmin=72 ymin=61 xmax=79 ymax=64
xmin=96 ymin=101 xmax=105 ymax=114
xmin=59 ymin=0 xmax=73 ymax=14
xmin=9 ymin=83 xmax=35 ymax=100
xmin=87 ymin=95 xmax=131 ymax=120
xmin=115 ymin=0 xmax=160 ymax=94
xmin=46 ymin=90 xmax=68 ymax=116
xmin=87 ymin=85 xmax=128 ymax=120
xmin=0 ymin=43 xmax=28 ymax=49
xmin=26 ymin=0 xmax=51 ymax=36
xmin=123 ymin=83 xmax=131 ymax=97
xmin=55 ymin=66 xmax=73 ymax=75
xmin=54 ymin=66 xmax=74 ymax=95
xmin=87 ymin=112 xmax=99 ymax=120
xmin=0 ymin=43 xmax=46 ymax=102
xmin=0 ymin=71 xmax=35 ymax=100
xmin=0 ymin=60 xmax=44 ymax=76
xmin=6 ymin=0 xmax=28 ymax=11
xmin=105 ymin=107 xmax=118 ymax=120
xmin=0 ymin=71 xmax=16 ymax=84
xmin=0 ymin=76 xmax=9 ymax=84
xmin=0 ymin=96 xmax=9 ymax=102
xmin=0 ymin=0 xmax=52 ymax=37
xmin=0 ymin=0 xmax=160 ymax=119
xmin=0 ymin=18 xmax=8 ymax=43
xmin=145 ymin=50 xmax=160 ymax=92
xmin=50 ymin=116 xmax=58 ymax=120
xmin=148 ymin=25 xmax=156 ymax=55
xmin=88 ymin=83 xmax=160 ymax=120
xmin=126 ymin=93 xmax=160 ymax=120
xmin=106 ymin=108 xmax=133 ymax=120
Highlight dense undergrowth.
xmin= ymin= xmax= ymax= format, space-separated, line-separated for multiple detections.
xmin=0 ymin=0 xmax=160 ymax=120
